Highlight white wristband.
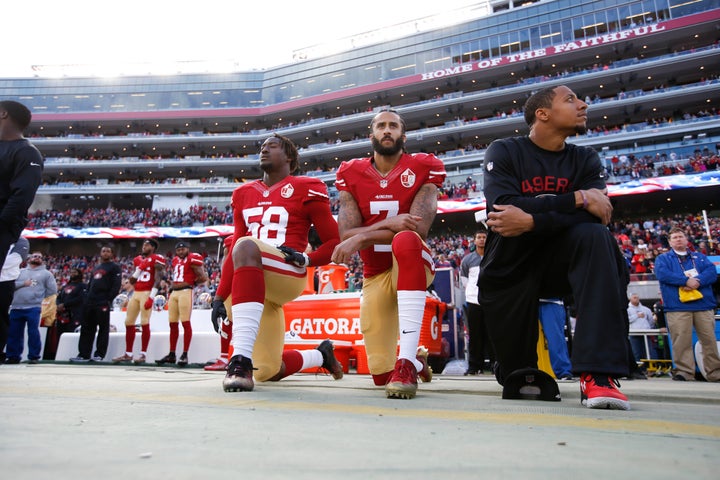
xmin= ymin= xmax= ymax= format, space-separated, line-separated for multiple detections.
xmin=131 ymin=267 xmax=142 ymax=279
xmin=149 ymin=287 xmax=158 ymax=298
xmin=302 ymin=253 xmax=310 ymax=267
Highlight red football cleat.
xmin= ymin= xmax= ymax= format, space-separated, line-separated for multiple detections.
xmin=385 ymin=359 xmax=418 ymax=399
xmin=580 ymin=372 xmax=630 ymax=410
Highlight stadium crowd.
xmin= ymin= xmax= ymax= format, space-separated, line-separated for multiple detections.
xmin=27 ymin=205 xmax=233 ymax=229
xmin=24 ymin=211 xmax=720 ymax=298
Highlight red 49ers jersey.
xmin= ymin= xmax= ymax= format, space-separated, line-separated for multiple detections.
xmin=171 ymin=252 xmax=204 ymax=285
xmin=335 ymin=152 xmax=446 ymax=277
xmin=230 ymin=176 xmax=339 ymax=265
xmin=133 ymin=253 xmax=166 ymax=291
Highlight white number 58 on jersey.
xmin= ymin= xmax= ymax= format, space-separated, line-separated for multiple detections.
xmin=242 ymin=206 xmax=289 ymax=245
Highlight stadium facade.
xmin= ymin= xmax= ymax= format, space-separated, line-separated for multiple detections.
xmin=2 ymin=0 xmax=719 ymax=225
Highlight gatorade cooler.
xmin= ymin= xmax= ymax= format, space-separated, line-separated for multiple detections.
xmin=420 ymin=296 xmax=445 ymax=356
xmin=354 ymin=341 xmax=369 ymax=374
xmin=317 ymin=264 xmax=348 ymax=293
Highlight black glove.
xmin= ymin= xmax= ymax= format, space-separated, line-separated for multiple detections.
xmin=278 ymin=245 xmax=310 ymax=267
xmin=210 ymin=299 xmax=227 ymax=334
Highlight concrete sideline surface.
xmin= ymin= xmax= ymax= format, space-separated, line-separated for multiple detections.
xmin=2 ymin=363 xmax=720 ymax=480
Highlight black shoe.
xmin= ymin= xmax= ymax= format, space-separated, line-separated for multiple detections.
xmin=177 ymin=352 xmax=188 ymax=367
xmin=628 ymin=370 xmax=648 ymax=380
xmin=316 ymin=340 xmax=343 ymax=380
xmin=4 ymin=357 xmax=21 ymax=364
xmin=28 ymin=358 xmax=40 ymax=364
xmin=672 ymin=373 xmax=687 ymax=381
xmin=156 ymin=352 xmax=177 ymax=365
xmin=223 ymin=355 xmax=255 ymax=392
xmin=464 ymin=368 xmax=481 ymax=376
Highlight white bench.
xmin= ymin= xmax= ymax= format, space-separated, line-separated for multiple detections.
xmin=55 ymin=309 xmax=220 ymax=364
xmin=55 ymin=331 xmax=221 ymax=364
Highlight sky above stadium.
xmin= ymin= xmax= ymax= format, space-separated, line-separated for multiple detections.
xmin=5 ymin=0 xmax=483 ymax=77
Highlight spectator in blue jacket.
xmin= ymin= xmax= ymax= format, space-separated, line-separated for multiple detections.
xmin=655 ymin=227 xmax=719 ymax=381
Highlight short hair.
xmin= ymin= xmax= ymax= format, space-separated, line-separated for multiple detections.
xmin=523 ymin=87 xmax=559 ymax=127
xmin=270 ymin=133 xmax=299 ymax=173
xmin=370 ymin=109 xmax=406 ymax=135
xmin=101 ymin=243 xmax=115 ymax=253
xmin=145 ymin=238 xmax=159 ymax=250
xmin=668 ymin=227 xmax=686 ymax=237
xmin=475 ymin=229 xmax=488 ymax=236
xmin=0 ymin=100 xmax=32 ymax=130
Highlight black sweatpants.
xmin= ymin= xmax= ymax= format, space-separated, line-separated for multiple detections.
xmin=479 ymin=223 xmax=629 ymax=383
xmin=0 ymin=280 xmax=14 ymax=361
xmin=465 ymin=302 xmax=495 ymax=371
xmin=77 ymin=304 xmax=111 ymax=359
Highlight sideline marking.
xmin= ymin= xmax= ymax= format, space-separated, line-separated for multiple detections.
xmin=4 ymin=385 xmax=720 ymax=439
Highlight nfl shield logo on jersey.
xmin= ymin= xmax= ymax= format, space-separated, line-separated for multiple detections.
xmin=400 ymin=168 xmax=416 ymax=188
xmin=281 ymin=183 xmax=295 ymax=198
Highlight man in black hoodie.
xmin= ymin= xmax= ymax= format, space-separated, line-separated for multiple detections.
xmin=70 ymin=246 xmax=122 ymax=363
xmin=0 ymin=101 xmax=43 ymax=262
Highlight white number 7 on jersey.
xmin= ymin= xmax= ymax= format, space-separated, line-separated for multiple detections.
xmin=370 ymin=200 xmax=399 ymax=253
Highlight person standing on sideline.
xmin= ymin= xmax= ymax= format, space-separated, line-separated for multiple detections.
xmin=460 ymin=229 xmax=494 ymax=375
xmin=478 ymin=85 xmax=631 ymax=409
xmin=113 ymin=239 xmax=165 ymax=365
xmin=332 ymin=109 xmax=447 ymax=399
xmin=0 ymin=101 xmax=43 ymax=264
xmin=55 ymin=268 xmax=87 ymax=337
xmin=156 ymin=241 xmax=208 ymax=366
xmin=222 ymin=134 xmax=344 ymax=392
xmin=654 ymin=227 xmax=719 ymax=382
xmin=70 ymin=245 xmax=122 ymax=363
xmin=0 ymin=237 xmax=29 ymax=363
xmin=627 ymin=293 xmax=655 ymax=363
xmin=5 ymin=252 xmax=57 ymax=364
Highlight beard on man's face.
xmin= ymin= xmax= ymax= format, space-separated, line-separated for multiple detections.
xmin=574 ymin=124 xmax=588 ymax=135
xmin=371 ymin=135 xmax=404 ymax=156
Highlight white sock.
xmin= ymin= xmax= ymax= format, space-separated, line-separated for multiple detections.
xmin=299 ymin=349 xmax=324 ymax=370
xmin=230 ymin=302 xmax=264 ymax=359
xmin=397 ymin=290 xmax=426 ymax=372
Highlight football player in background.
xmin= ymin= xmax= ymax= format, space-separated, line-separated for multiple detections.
xmin=156 ymin=241 xmax=208 ymax=366
xmin=331 ymin=109 xmax=446 ymax=399
xmin=113 ymin=239 xmax=165 ymax=365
